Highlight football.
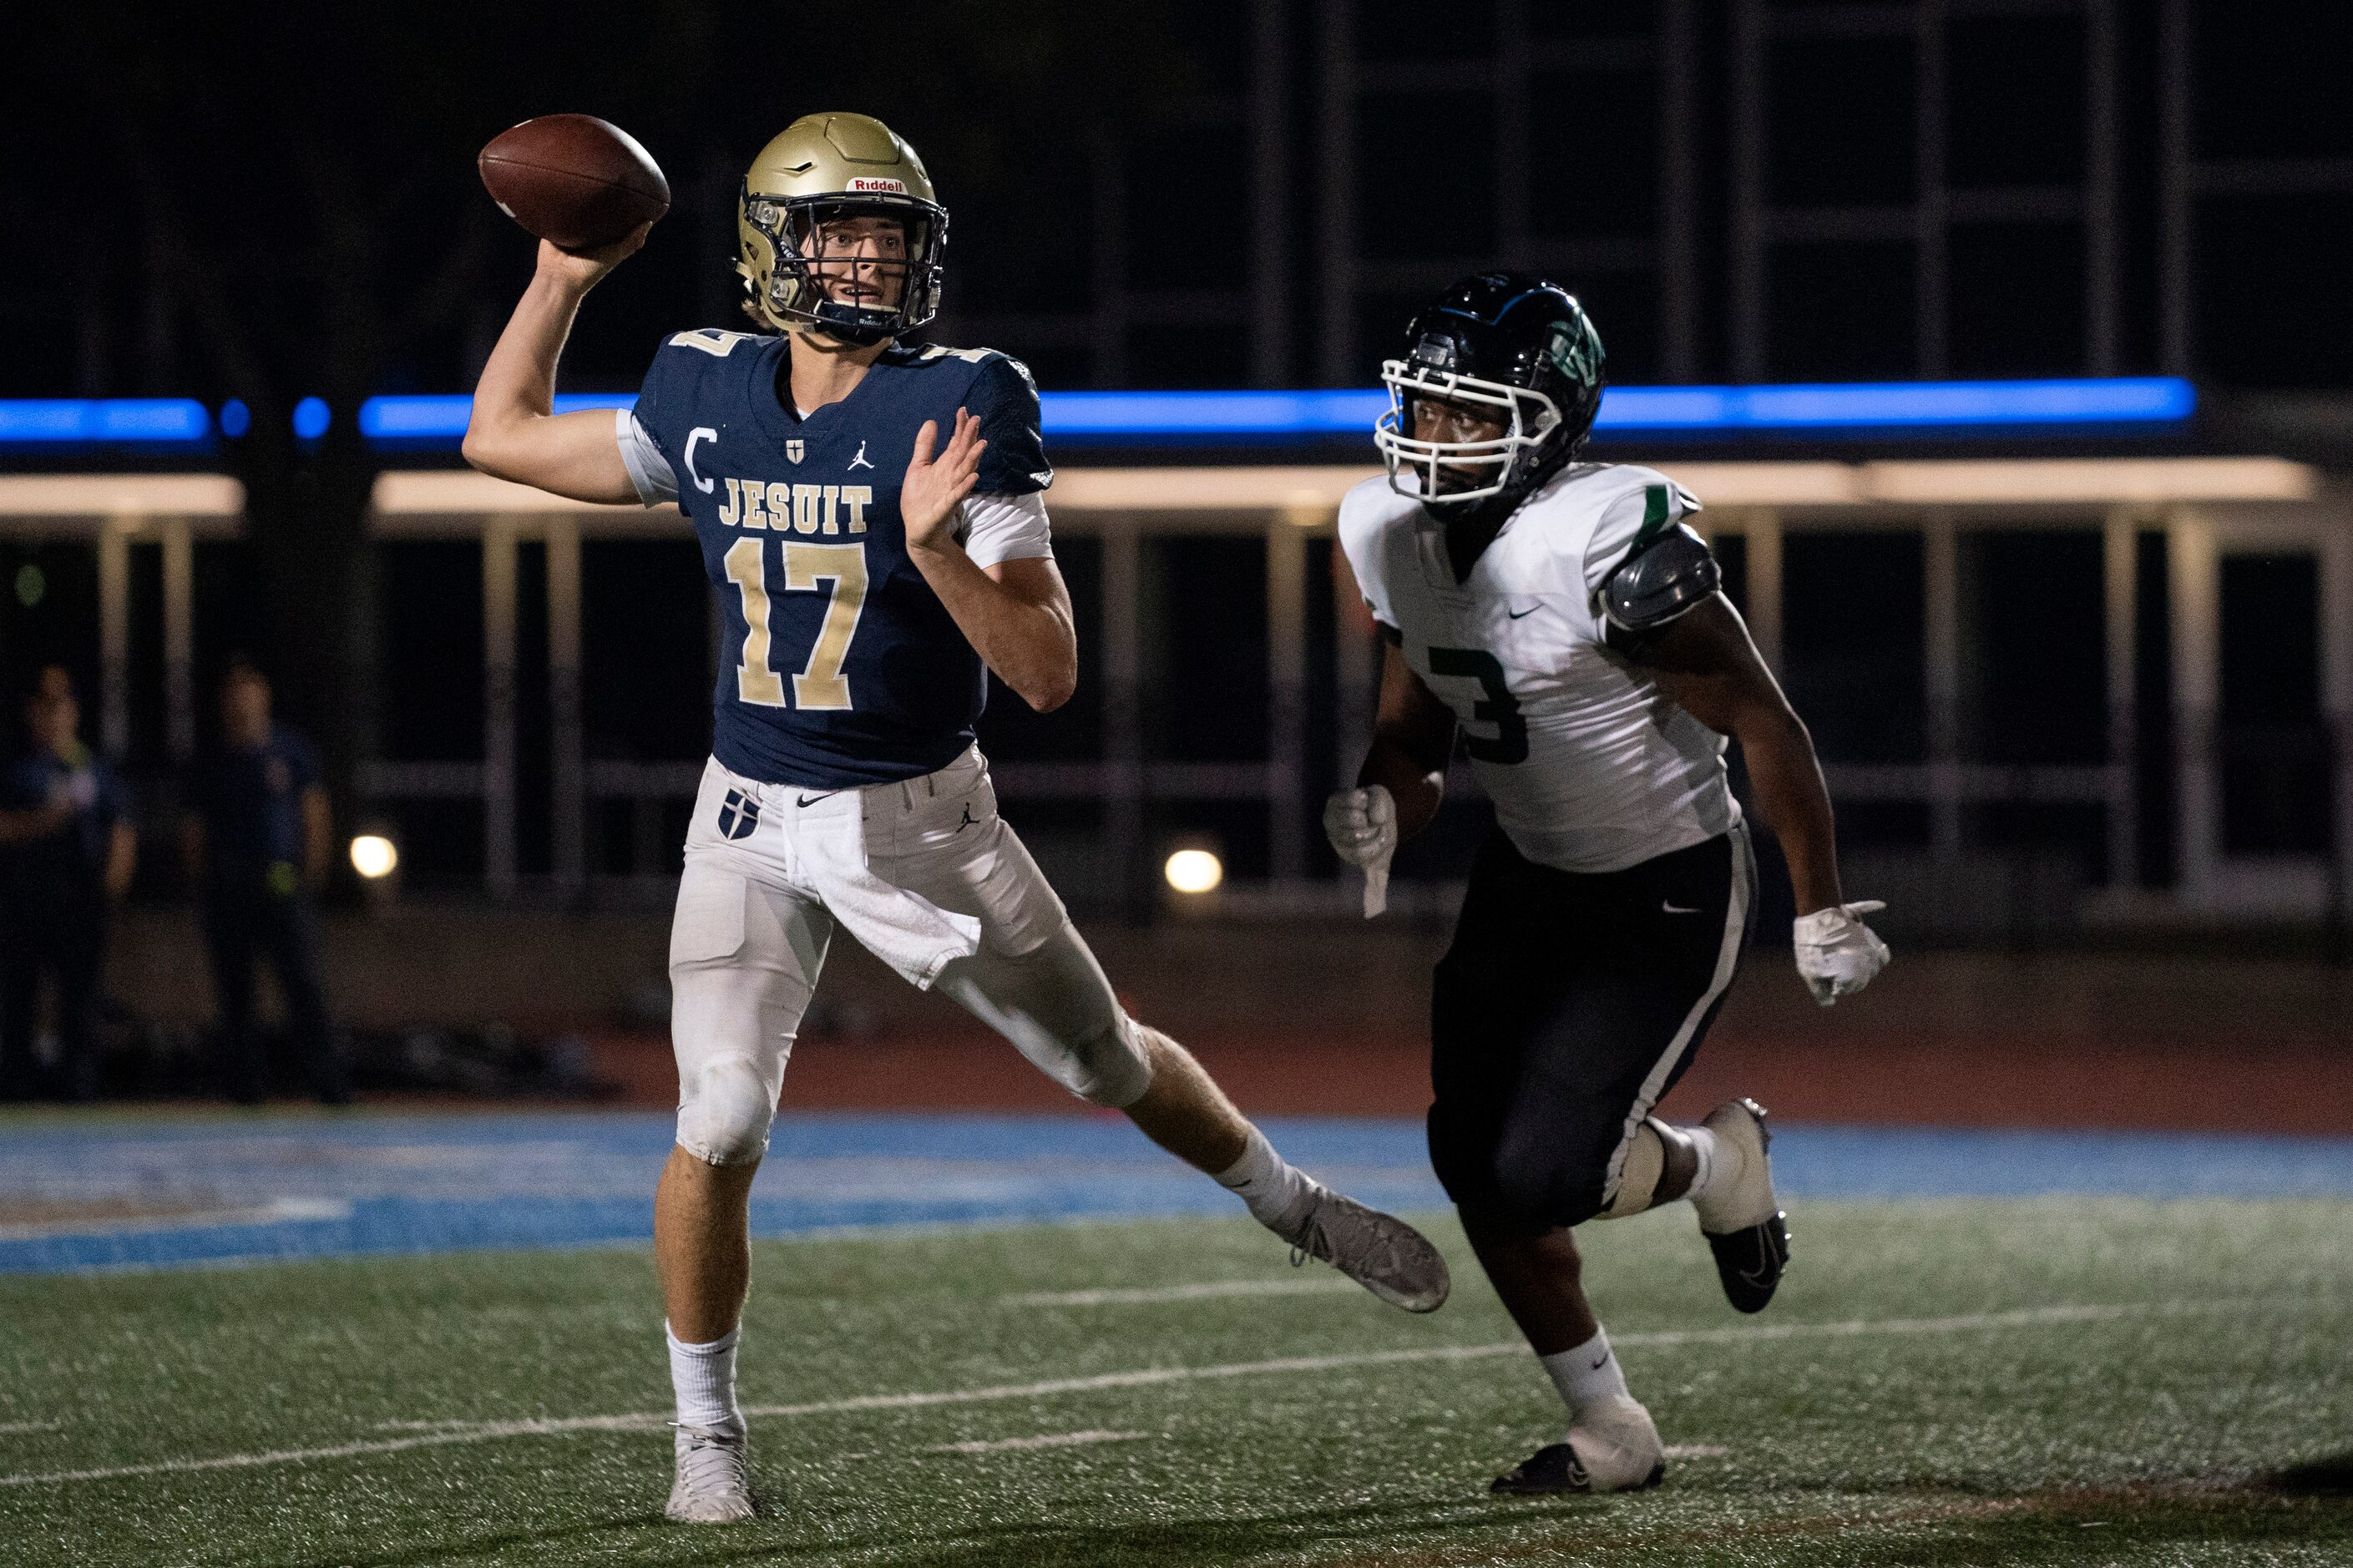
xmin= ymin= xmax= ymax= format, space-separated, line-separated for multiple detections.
xmin=478 ymin=114 xmax=670 ymax=250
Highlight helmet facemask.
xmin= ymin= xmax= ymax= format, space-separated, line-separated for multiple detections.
xmin=741 ymin=189 xmax=947 ymax=344
xmin=1374 ymin=357 xmax=1565 ymax=508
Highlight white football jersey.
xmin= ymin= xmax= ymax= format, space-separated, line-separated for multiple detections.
xmin=1338 ymin=463 xmax=1739 ymax=874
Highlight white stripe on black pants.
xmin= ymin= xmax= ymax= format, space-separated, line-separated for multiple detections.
xmin=1426 ymin=823 xmax=1754 ymax=1229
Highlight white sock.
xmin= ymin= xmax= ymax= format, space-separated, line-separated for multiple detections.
xmin=1214 ymin=1126 xmax=1316 ymax=1232
xmin=1540 ymin=1328 xmax=1631 ymax=1426
xmin=665 ymin=1322 xmax=741 ymax=1432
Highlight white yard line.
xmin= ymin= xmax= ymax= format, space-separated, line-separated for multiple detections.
xmin=1005 ymin=1279 xmax=1359 ymax=1307
xmin=927 ymin=1429 xmax=1147 ymax=1455
xmin=736 ymin=1341 xmax=1519 ymax=1422
xmin=373 ymin=1419 xmax=494 ymax=1432
xmin=0 ymin=1414 xmax=670 ymax=1488
xmin=0 ymin=1422 xmax=59 ymax=1435
xmin=1612 ymin=1300 xmax=2173 ymax=1350
xmin=0 ymin=1299 xmax=2219 ymax=1490
xmin=1662 ymin=1444 xmax=1730 ymax=1459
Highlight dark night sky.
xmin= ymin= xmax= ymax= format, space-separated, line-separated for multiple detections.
xmin=1 ymin=2 xmax=2345 ymax=894
xmin=2 ymin=1 xmax=2349 ymax=409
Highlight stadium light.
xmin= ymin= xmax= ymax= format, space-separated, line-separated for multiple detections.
xmin=1164 ymin=848 xmax=1223 ymax=895
xmin=349 ymin=834 xmax=399 ymax=880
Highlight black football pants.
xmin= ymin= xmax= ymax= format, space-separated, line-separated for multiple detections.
xmin=1428 ymin=826 xmax=1754 ymax=1232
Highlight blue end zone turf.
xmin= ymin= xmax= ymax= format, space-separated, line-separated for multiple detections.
xmin=3 ymin=1111 xmax=2348 ymax=1275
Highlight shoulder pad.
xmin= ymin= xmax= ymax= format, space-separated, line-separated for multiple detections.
xmin=1602 ymin=523 xmax=1720 ymax=632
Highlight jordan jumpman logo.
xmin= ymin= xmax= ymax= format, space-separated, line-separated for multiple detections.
xmin=849 ymin=440 xmax=874 ymax=470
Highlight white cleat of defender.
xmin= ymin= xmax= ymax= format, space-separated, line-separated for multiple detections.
xmin=666 ymin=1420 xmax=757 ymax=1523
xmin=1491 ymin=1394 xmax=1666 ymax=1495
xmin=1688 ymin=1096 xmax=1789 ymax=1314
xmin=1568 ymin=1394 xmax=1667 ymax=1492
xmin=1279 ymin=1181 xmax=1452 ymax=1313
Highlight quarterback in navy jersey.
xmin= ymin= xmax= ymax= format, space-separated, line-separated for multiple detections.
xmin=625 ymin=330 xmax=1056 ymax=787
xmin=463 ymin=112 xmax=1447 ymax=1525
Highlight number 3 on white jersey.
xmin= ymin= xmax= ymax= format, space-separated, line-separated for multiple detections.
xmin=724 ymin=538 xmax=868 ymax=711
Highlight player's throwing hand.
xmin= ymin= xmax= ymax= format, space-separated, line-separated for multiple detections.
xmin=534 ymin=222 xmax=653 ymax=296
xmin=902 ymin=407 xmax=989 ymax=552
xmin=1793 ymin=901 xmax=1890 ymax=1005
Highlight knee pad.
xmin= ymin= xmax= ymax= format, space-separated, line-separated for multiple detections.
xmin=932 ymin=928 xmax=1153 ymax=1110
xmin=1071 ymin=1014 xmax=1154 ymax=1110
xmin=1594 ymin=1119 xmax=1667 ymax=1220
xmin=676 ymin=1054 xmax=777 ymax=1167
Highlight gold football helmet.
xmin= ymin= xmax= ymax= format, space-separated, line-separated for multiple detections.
xmin=736 ymin=112 xmax=946 ymax=343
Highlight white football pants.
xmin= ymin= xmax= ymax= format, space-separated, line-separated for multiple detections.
xmin=668 ymin=747 xmax=1153 ymax=1166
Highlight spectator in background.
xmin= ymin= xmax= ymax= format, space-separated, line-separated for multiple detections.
xmin=0 ymin=665 xmax=135 ymax=1102
xmin=181 ymin=658 xmax=345 ymax=1105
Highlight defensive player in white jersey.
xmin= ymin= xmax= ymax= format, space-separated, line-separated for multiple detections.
xmin=1326 ymin=273 xmax=1890 ymax=1495
xmin=463 ymin=112 xmax=1448 ymax=1525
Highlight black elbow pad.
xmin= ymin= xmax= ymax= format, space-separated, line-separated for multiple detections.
xmin=1601 ymin=524 xmax=1721 ymax=633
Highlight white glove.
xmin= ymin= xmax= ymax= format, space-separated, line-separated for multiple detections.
xmin=1323 ymin=785 xmax=1398 ymax=918
xmin=1793 ymin=900 xmax=1890 ymax=1006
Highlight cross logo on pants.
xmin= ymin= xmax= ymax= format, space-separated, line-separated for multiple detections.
xmin=716 ymin=789 xmax=761 ymax=842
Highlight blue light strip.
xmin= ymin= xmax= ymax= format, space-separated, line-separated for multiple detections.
xmin=358 ymin=392 xmax=634 ymax=440
xmin=0 ymin=379 xmax=2194 ymax=448
xmin=0 ymin=399 xmax=211 ymax=445
xmin=1036 ymin=377 xmax=2195 ymax=436
xmin=1593 ymin=377 xmax=2196 ymax=430
xmin=1039 ymin=390 xmax=1387 ymax=436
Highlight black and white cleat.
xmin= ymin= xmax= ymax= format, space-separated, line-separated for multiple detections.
xmin=1492 ymin=1395 xmax=1665 ymax=1495
xmin=1490 ymin=1442 xmax=1596 ymax=1495
xmin=1705 ymin=1210 xmax=1790 ymax=1314
xmin=1490 ymin=1399 xmax=1667 ymax=1496
xmin=1691 ymin=1097 xmax=1789 ymax=1313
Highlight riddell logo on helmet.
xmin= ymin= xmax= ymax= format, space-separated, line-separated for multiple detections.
xmin=846 ymin=177 xmax=908 ymax=194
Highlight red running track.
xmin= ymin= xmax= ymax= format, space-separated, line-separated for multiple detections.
xmin=593 ymin=943 xmax=2353 ymax=1136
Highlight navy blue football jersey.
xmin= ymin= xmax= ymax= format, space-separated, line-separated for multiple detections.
xmin=630 ymin=331 xmax=1054 ymax=788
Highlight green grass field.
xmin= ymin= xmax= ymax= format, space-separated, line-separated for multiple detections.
xmin=2 ymin=1200 xmax=2348 ymax=1567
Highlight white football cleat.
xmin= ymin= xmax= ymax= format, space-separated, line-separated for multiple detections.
xmin=1688 ymin=1097 xmax=1789 ymax=1314
xmin=1490 ymin=1395 xmax=1665 ymax=1495
xmin=1278 ymin=1182 xmax=1451 ymax=1313
xmin=666 ymin=1419 xmax=757 ymax=1523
